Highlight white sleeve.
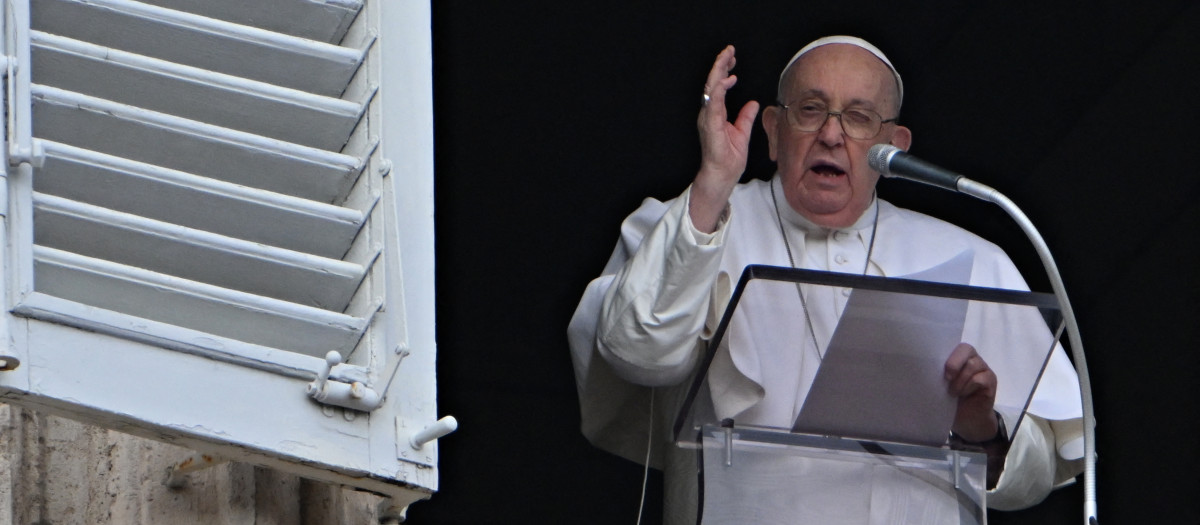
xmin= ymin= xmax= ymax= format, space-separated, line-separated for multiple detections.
xmin=595 ymin=186 xmax=731 ymax=387
xmin=988 ymin=414 xmax=1081 ymax=510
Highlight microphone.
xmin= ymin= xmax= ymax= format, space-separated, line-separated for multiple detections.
xmin=867 ymin=144 xmax=963 ymax=192
xmin=871 ymin=144 xmax=1099 ymax=525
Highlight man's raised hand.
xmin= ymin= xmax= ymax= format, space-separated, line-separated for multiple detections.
xmin=690 ymin=45 xmax=760 ymax=233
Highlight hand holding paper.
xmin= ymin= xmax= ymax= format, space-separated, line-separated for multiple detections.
xmin=944 ymin=342 xmax=999 ymax=442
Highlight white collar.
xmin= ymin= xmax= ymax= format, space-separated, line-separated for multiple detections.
xmin=770 ymin=175 xmax=879 ymax=237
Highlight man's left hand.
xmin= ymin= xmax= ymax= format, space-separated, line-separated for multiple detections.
xmin=944 ymin=342 xmax=999 ymax=442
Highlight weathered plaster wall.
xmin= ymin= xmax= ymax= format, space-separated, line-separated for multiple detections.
xmin=0 ymin=404 xmax=385 ymax=524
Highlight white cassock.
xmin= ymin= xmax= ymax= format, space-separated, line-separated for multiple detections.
xmin=567 ymin=176 xmax=1084 ymax=524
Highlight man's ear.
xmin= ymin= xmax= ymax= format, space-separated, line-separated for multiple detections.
xmin=762 ymin=105 xmax=781 ymax=161
xmin=890 ymin=124 xmax=912 ymax=151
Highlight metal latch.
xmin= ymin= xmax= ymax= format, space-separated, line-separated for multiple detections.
xmin=306 ymin=351 xmax=383 ymax=412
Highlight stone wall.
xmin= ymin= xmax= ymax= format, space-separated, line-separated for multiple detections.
xmin=0 ymin=404 xmax=386 ymax=524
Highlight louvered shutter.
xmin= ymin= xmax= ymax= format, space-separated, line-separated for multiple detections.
xmin=0 ymin=0 xmax=442 ymax=508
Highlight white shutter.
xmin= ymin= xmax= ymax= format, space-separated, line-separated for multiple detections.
xmin=0 ymin=0 xmax=443 ymax=509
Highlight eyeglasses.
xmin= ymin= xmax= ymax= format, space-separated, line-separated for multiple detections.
xmin=779 ymin=101 xmax=898 ymax=140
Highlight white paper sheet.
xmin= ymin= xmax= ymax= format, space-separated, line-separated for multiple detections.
xmin=792 ymin=250 xmax=974 ymax=446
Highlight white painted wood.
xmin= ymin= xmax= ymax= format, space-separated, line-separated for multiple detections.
xmin=31 ymin=247 xmax=370 ymax=356
xmin=33 ymin=193 xmax=371 ymax=311
xmin=12 ymin=291 xmax=374 ymax=384
xmin=34 ymin=141 xmax=366 ymax=259
xmin=31 ymin=31 xmax=366 ymax=150
xmin=8 ymin=163 xmax=36 ymax=310
xmin=31 ymin=0 xmax=367 ymax=97
xmin=2 ymin=0 xmax=443 ymax=510
xmin=32 ymin=85 xmax=362 ymax=204
xmin=0 ymin=319 xmax=434 ymax=506
xmin=373 ymin=0 xmax=440 ymax=475
xmin=7 ymin=0 xmax=35 ymax=166
xmin=139 ymin=0 xmax=363 ymax=45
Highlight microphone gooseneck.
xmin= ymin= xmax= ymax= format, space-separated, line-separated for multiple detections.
xmin=865 ymin=143 xmax=1100 ymax=525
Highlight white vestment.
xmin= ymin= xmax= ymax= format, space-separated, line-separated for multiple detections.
xmin=567 ymin=177 xmax=1084 ymax=524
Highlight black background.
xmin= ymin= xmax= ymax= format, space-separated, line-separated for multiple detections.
xmin=412 ymin=2 xmax=1199 ymax=523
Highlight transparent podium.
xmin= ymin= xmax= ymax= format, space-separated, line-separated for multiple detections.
xmin=672 ymin=264 xmax=1063 ymax=525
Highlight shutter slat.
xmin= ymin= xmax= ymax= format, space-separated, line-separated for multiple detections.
xmin=34 ymin=141 xmax=364 ymax=259
xmin=32 ymin=31 xmax=365 ymax=150
xmin=32 ymin=0 xmax=365 ymax=96
xmin=33 ymin=85 xmax=361 ymax=204
xmin=139 ymin=0 xmax=363 ymax=45
xmin=34 ymin=193 xmax=367 ymax=311
xmin=33 ymin=246 xmax=369 ymax=357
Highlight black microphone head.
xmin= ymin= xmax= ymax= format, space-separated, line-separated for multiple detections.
xmin=867 ymin=143 xmax=902 ymax=176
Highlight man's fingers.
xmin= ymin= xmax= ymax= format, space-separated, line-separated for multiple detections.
xmin=948 ymin=354 xmax=979 ymax=390
xmin=704 ymin=46 xmax=738 ymax=103
xmin=943 ymin=343 xmax=975 ymax=380
xmin=732 ymin=100 xmax=760 ymax=134
xmin=944 ymin=343 xmax=998 ymax=398
xmin=700 ymin=76 xmax=736 ymax=121
xmin=706 ymin=46 xmax=735 ymax=83
xmin=945 ymin=343 xmax=998 ymax=441
xmin=954 ymin=357 xmax=982 ymax=391
xmin=951 ymin=368 xmax=998 ymax=409
xmin=694 ymin=44 xmax=757 ymax=199
xmin=953 ymin=368 xmax=991 ymax=396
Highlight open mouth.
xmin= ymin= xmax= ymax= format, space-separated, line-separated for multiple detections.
xmin=810 ymin=162 xmax=846 ymax=176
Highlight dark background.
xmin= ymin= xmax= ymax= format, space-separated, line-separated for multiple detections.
xmin=412 ymin=2 xmax=1199 ymax=523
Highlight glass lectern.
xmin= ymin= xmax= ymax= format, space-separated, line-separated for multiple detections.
xmin=672 ymin=265 xmax=1063 ymax=525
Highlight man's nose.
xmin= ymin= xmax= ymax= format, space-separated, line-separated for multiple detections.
xmin=817 ymin=113 xmax=845 ymax=146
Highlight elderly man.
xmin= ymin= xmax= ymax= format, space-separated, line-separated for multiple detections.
xmin=568 ymin=36 xmax=1083 ymax=524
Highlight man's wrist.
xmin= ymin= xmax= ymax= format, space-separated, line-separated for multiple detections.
xmin=950 ymin=412 xmax=1008 ymax=445
xmin=949 ymin=411 xmax=1010 ymax=490
xmin=686 ymin=182 xmax=732 ymax=234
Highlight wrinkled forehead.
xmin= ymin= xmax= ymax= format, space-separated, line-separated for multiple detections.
xmin=778 ymin=35 xmax=903 ymax=110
